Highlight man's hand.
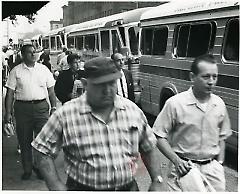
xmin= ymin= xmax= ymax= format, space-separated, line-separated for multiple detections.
xmin=49 ymin=181 xmax=68 ymax=191
xmin=148 ymin=180 xmax=168 ymax=191
xmin=173 ymin=158 xmax=191 ymax=177
xmin=4 ymin=113 xmax=12 ymax=124
xmin=50 ymin=107 xmax=56 ymax=115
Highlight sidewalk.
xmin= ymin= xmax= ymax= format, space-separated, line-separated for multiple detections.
xmin=2 ymin=134 xmax=67 ymax=190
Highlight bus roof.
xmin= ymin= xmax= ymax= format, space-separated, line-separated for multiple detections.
xmin=69 ymin=7 xmax=153 ymax=34
xmin=42 ymin=23 xmax=78 ymax=37
xmin=141 ymin=0 xmax=239 ymax=21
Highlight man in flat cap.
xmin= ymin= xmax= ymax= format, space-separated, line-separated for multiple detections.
xmin=31 ymin=57 xmax=166 ymax=191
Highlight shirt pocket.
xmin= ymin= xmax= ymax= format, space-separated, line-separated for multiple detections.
xmin=206 ymin=113 xmax=223 ymax=146
xmin=35 ymin=75 xmax=46 ymax=87
xmin=120 ymin=125 xmax=139 ymax=155
xmin=15 ymin=73 xmax=26 ymax=90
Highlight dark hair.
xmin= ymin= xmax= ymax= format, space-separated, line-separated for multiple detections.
xmin=67 ymin=53 xmax=80 ymax=64
xmin=65 ymin=50 xmax=72 ymax=55
xmin=110 ymin=53 xmax=122 ymax=61
xmin=191 ymin=54 xmax=217 ymax=75
xmin=21 ymin=44 xmax=34 ymax=55
xmin=110 ymin=53 xmax=115 ymax=60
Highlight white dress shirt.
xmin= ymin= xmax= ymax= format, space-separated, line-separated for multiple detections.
xmin=117 ymin=70 xmax=128 ymax=98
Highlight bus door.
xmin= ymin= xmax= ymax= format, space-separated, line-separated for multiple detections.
xmin=100 ymin=30 xmax=110 ymax=57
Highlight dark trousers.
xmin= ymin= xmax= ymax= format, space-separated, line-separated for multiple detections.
xmin=14 ymin=100 xmax=49 ymax=174
xmin=66 ymin=176 xmax=139 ymax=191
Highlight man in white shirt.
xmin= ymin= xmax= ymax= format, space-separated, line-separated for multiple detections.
xmin=4 ymin=44 xmax=57 ymax=180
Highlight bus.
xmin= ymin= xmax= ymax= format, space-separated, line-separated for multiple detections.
xmin=67 ymin=7 xmax=153 ymax=89
xmin=41 ymin=24 xmax=77 ymax=54
xmin=138 ymin=0 xmax=239 ymax=152
xmin=31 ymin=34 xmax=42 ymax=51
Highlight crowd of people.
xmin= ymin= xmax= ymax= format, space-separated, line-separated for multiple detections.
xmin=2 ymin=43 xmax=232 ymax=192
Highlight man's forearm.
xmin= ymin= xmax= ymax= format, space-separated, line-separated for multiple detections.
xmin=48 ymin=87 xmax=57 ymax=108
xmin=5 ymin=88 xmax=14 ymax=121
xmin=140 ymin=147 xmax=163 ymax=181
xmin=217 ymin=140 xmax=225 ymax=163
xmin=157 ymin=137 xmax=180 ymax=165
xmin=34 ymin=149 xmax=67 ymax=190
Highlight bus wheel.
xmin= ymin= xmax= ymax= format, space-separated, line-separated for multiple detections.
xmin=159 ymin=87 xmax=175 ymax=112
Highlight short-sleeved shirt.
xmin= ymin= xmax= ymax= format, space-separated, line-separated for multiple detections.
xmin=6 ymin=62 xmax=55 ymax=101
xmin=153 ymin=88 xmax=232 ymax=161
xmin=57 ymin=52 xmax=66 ymax=65
xmin=58 ymin=55 xmax=69 ymax=71
xmin=32 ymin=94 xmax=156 ymax=189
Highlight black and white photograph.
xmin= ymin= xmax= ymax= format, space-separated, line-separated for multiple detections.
xmin=1 ymin=0 xmax=238 ymax=191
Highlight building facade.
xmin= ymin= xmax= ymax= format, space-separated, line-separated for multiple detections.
xmin=62 ymin=2 xmax=166 ymax=26
xmin=50 ymin=19 xmax=63 ymax=30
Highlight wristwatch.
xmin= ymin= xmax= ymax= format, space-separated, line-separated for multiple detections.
xmin=218 ymin=160 xmax=224 ymax=165
xmin=153 ymin=175 xmax=163 ymax=183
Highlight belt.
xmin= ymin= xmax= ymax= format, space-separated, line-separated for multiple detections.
xmin=66 ymin=176 xmax=139 ymax=191
xmin=176 ymin=153 xmax=213 ymax=165
xmin=16 ymin=99 xmax=46 ymax=104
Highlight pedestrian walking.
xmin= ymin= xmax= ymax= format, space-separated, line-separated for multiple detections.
xmin=4 ymin=44 xmax=57 ymax=180
xmin=111 ymin=53 xmax=135 ymax=102
xmin=54 ymin=53 xmax=85 ymax=104
xmin=32 ymin=57 xmax=166 ymax=191
xmin=153 ymin=54 xmax=232 ymax=191
xmin=2 ymin=46 xmax=8 ymax=88
xmin=38 ymin=48 xmax=52 ymax=72
xmin=56 ymin=46 xmax=67 ymax=66
xmin=57 ymin=50 xmax=72 ymax=72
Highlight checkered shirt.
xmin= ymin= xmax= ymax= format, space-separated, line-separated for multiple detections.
xmin=32 ymin=93 xmax=156 ymax=189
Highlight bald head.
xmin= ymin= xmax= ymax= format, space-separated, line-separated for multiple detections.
xmin=111 ymin=53 xmax=125 ymax=70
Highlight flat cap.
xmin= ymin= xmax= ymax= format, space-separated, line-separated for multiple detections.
xmin=84 ymin=57 xmax=122 ymax=84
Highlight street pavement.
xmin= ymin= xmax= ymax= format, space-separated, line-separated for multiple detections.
xmin=2 ymin=132 xmax=238 ymax=191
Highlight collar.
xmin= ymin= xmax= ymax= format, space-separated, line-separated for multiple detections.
xmin=186 ymin=87 xmax=217 ymax=107
xmin=78 ymin=93 xmax=126 ymax=114
xmin=22 ymin=62 xmax=36 ymax=69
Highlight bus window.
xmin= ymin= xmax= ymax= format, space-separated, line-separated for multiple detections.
xmin=57 ymin=36 xmax=61 ymax=50
xmin=128 ymin=27 xmax=139 ymax=55
xmin=61 ymin=34 xmax=65 ymax=46
xmin=42 ymin=39 xmax=49 ymax=49
xmin=67 ymin=36 xmax=75 ymax=49
xmin=85 ymin=34 xmax=95 ymax=51
xmin=111 ymin=30 xmax=121 ymax=53
xmin=95 ymin=34 xmax=99 ymax=52
xmin=76 ymin=35 xmax=83 ymax=50
xmin=141 ymin=27 xmax=154 ymax=55
xmin=51 ymin=37 xmax=56 ymax=50
xmin=100 ymin=30 xmax=110 ymax=56
xmin=173 ymin=22 xmax=216 ymax=58
xmin=38 ymin=37 xmax=42 ymax=47
xmin=119 ymin=27 xmax=126 ymax=46
xmin=223 ymin=18 xmax=239 ymax=63
xmin=152 ymin=26 xmax=168 ymax=56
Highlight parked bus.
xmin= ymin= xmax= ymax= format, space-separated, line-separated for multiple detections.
xmin=67 ymin=7 xmax=154 ymax=89
xmin=41 ymin=24 xmax=77 ymax=54
xmin=138 ymin=0 xmax=239 ymax=152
